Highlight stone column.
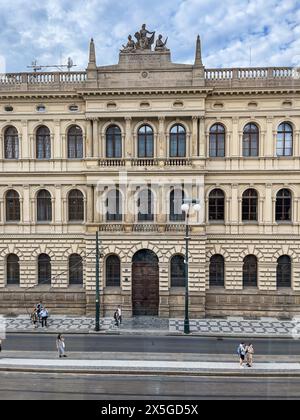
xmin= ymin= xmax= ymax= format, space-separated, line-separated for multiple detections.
xmin=124 ymin=117 xmax=132 ymax=158
xmin=21 ymin=121 xmax=29 ymax=159
xmin=92 ymin=118 xmax=99 ymax=158
xmin=87 ymin=185 xmax=94 ymax=223
xmin=264 ymin=184 xmax=273 ymax=224
xmin=0 ymin=198 xmax=4 ymax=223
xmin=260 ymin=130 xmax=266 ymax=157
xmin=86 ymin=119 xmax=93 ymax=157
xmin=54 ymin=185 xmax=62 ymax=224
xmin=266 ymin=117 xmax=274 ymax=157
xmin=191 ymin=116 xmax=198 ymax=157
xmin=199 ymin=116 xmax=205 ymax=157
xmin=158 ymin=117 xmax=165 ymax=158
xmin=54 ymin=120 xmax=61 ymax=159
xmin=23 ymin=185 xmax=30 ymax=224
xmin=295 ymin=130 xmax=300 ymax=157
xmin=231 ymin=184 xmax=239 ymax=224
xmin=259 ymin=198 xmax=264 ymax=224
xmin=231 ymin=117 xmax=239 ymax=157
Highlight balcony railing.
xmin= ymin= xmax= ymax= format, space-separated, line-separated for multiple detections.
xmin=0 ymin=71 xmax=87 ymax=87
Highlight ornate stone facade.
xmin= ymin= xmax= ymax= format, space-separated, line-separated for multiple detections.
xmin=0 ymin=31 xmax=300 ymax=318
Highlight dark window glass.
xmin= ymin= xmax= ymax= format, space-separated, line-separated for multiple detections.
xmin=209 ymin=255 xmax=224 ymax=287
xmin=37 ymin=190 xmax=52 ymax=222
xmin=68 ymin=125 xmax=83 ymax=159
xmin=209 ymin=124 xmax=225 ymax=157
xmin=7 ymin=254 xmax=20 ymax=285
xmin=106 ymin=125 xmax=122 ymax=158
xmin=277 ymin=123 xmax=293 ymax=156
xmin=243 ymin=255 xmax=258 ymax=287
xmin=170 ymin=125 xmax=186 ymax=157
xmin=36 ymin=126 xmax=51 ymax=159
xmin=170 ymin=189 xmax=185 ymax=221
xmin=4 ymin=126 xmax=19 ymax=159
xmin=209 ymin=189 xmax=225 ymax=221
xmin=38 ymin=254 xmax=51 ymax=285
xmin=69 ymin=254 xmax=83 ymax=285
xmin=277 ymin=255 xmax=291 ymax=288
xmin=106 ymin=189 xmax=122 ymax=221
xmin=276 ymin=189 xmax=291 ymax=222
xmin=138 ymin=125 xmax=154 ymax=158
xmin=68 ymin=189 xmax=84 ymax=221
xmin=243 ymin=123 xmax=259 ymax=157
xmin=106 ymin=255 xmax=121 ymax=287
xmin=171 ymin=255 xmax=185 ymax=287
xmin=6 ymin=190 xmax=20 ymax=222
xmin=138 ymin=188 xmax=154 ymax=221
xmin=242 ymin=189 xmax=258 ymax=221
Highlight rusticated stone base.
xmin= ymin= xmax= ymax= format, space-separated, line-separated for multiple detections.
xmin=206 ymin=289 xmax=300 ymax=318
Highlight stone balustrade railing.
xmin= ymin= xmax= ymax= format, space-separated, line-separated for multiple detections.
xmin=0 ymin=71 xmax=87 ymax=87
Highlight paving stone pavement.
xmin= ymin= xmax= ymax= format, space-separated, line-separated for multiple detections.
xmin=1 ymin=315 xmax=300 ymax=337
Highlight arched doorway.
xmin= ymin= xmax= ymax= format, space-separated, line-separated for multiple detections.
xmin=132 ymin=249 xmax=159 ymax=316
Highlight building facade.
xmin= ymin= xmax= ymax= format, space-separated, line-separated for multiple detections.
xmin=0 ymin=28 xmax=300 ymax=318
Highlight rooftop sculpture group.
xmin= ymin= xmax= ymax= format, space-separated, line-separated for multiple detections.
xmin=121 ymin=24 xmax=169 ymax=53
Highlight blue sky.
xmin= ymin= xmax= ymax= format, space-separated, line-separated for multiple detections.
xmin=0 ymin=0 xmax=300 ymax=72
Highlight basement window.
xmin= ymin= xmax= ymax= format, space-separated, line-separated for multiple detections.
xmin=4 ymin=105 xmax=14 ymax=112
xmin=36 ymin=105 xmax=46 ymax=112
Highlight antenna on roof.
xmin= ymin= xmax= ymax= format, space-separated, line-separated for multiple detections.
xmin=249 ymin=47 xmax=252 ymax=66
xmin=27 ymin=58 xmax=77 ymax=72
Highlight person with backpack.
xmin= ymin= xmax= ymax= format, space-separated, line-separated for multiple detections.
xmin=237 ymin=342 xmax=246 ymax=368
xmin=246 ymin=343 xmax=254 ymax=367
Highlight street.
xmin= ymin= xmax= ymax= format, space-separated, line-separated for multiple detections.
xmin=0 ymin=371 xmax=299 ymax=400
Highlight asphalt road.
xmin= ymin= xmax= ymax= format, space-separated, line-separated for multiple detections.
xmin=0 ymin=371 xmax=299 ymax=400
xmin=3 ymin=333 xmax=300 ymax=355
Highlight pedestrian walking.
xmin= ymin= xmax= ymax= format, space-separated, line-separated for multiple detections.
xmin=117 ymin=305 xmax=122 ymax=325
xmin=40 ymin=307 xmax=49 ymax=328
xmin=56 ymin=334 xmax=67 ymax=358
xmin=237 ymin=342 xmax=246 ymax=368
xmin=36 ymin=301 xmax=42 ymax=322
xmin=114 ymin=309 xmax=120 ymax=327
xmin=246 ymin=343 xmax=254 ymax=367
xmin=31 ymin=308 xmax=38 ymax=328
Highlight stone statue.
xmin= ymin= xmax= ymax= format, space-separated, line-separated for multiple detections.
xmin=121 ymin=35 xmax=136 ymax=53
xmin=135 ymin=24 xmax=155 ymax=50
xmin=155 ymin=34 xmax=169 ymax=51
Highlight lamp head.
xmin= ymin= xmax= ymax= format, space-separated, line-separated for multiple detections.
xmin=181 ymin=203 xmax=189 ymax=212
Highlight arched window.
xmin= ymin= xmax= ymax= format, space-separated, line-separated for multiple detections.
xmin=209 ymin=255 xmax=224 ymax=287
xmin=170 ymin=125 xmax=186 ymax=157
xmin=37 ymin=190 xmax=52 ymax=222
xmin=6 ymin=190 xmax=20 ymax=222
xmin=170 ymin=189 xmax=185 ymax=221
xmin=36 ymin=126 xmax=51 ymax=159
xmin=277 ymin=255 xmax=291 ymax=288
xmin=243 ymin=255 xmax=258 ymax=287
xmin=138 ymin=188 xmax=154 ymax=221
xmin=242 ymin=189 xmax=258 ymax=221
xmin=106 ymin=189 xmax=122 ymax=221
xmin=38 ymin=254 xmax=51 ymax=285
xmin=277 ymin=122 xmax=293 ymax=157
xmin=276 ymin=189 xmax=292 ymax=222
xmin=69 ymin=254 xmax=83 ymax=285
xmin=138 ymin=125 xmax=154 ymax=158
xmin=4 ymin=126 xmax=19 ymax=159
xmin=209 ymin=189 xmax=225 ymax=221
xmin=68 ymin=189 xmax=84 ymax=221
xmin=243 ymin=123 xmax=259 ymax=157
xmin=68 ymin=125 xmax=83 ymax=159
xmin=171 ymin=255 xmax=185 ymax=287
xmin=106 ymin=255 xmax=121 ymax=287
xmin=209 ymin=124 xmax=225 ymax=157
xmin=7 ymin=254 xmax=20 ymax=285
xmin=106 ymin=125 xmax=122 ymax=158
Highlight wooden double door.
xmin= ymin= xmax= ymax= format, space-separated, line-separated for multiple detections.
xmin=132 ymin=250 xmax=159 ymax=316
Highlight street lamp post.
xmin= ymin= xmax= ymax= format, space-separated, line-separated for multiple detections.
xmin=95 ymin=231 xmax=100 ymax=332
xmin=181 ymin=199 xmax=201 ymax=335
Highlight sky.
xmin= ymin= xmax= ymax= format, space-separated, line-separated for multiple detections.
xmin=0 ymin=0 xmax=300 ymax=73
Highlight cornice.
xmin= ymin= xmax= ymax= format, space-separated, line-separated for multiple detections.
xmin=79 ymin=88 xmax=212 ymax=97
xmin=208 ymin=88 xmax=300 ymax=97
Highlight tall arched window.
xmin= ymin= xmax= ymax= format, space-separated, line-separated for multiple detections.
xmin=38 ymin=254 xmax=51 ymax=285
xmin=4 ymin=126 xmax=19 ymax=159
xmin=170 ymin=125 xmax=186 ymax=157
xmin=106 ymin=125 xmax=122 ymax=158
xmin=277 ymin=122 xmax=293 ymax=157
xmin=171 ymin=255 xmax=185 ymax=287
xmin=138 ymin=188 xmax=154 ymax=221
xmin=243 ymin=123 xmax=259 ymax=157
xmin=243 ymin=255 xmax=258 ymax=287
xmin=209 ymin=189 xmax=225 ymax=221
xmin=7 ymin=254 xmax=20 ymax=285
xmin=68 ymin=125 xmax=83 ymax=159
xmin=37 ymin=190 xmax=52 ymax=222
xmin=68 ymin=189 xmax=84 ymax=221
xmin=106 ymin=255 xmax=121 ymax=287
xmin=69 ymin=254 xmax=83 ymax=285
xmin=106 ymin=189 xmax=122 ymax=221
xmin=209 ymin=124 xmax=225 ymax=157
xmin=170 ymin=189 xmax=185 ymax=221
xmin=6 ymin=190 xmax=20 ymax=222
xmin=242 ymin=189 xmax=258 ymax=221
xmin=138 ymin=125 xmax=154 ymax=158
xmin=36 ymin=126 xmax=51 ymax=159
xmin=209 ymin=255 xmax=225 ymax=287
xmin=277 ymin=255 xmax=291 ymax=288
xmin=276 ymin=189 xmax=291 ymax=222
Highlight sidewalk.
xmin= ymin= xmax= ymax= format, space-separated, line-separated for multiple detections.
xmin=2 ymin=315 xmax=300 ymax=338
